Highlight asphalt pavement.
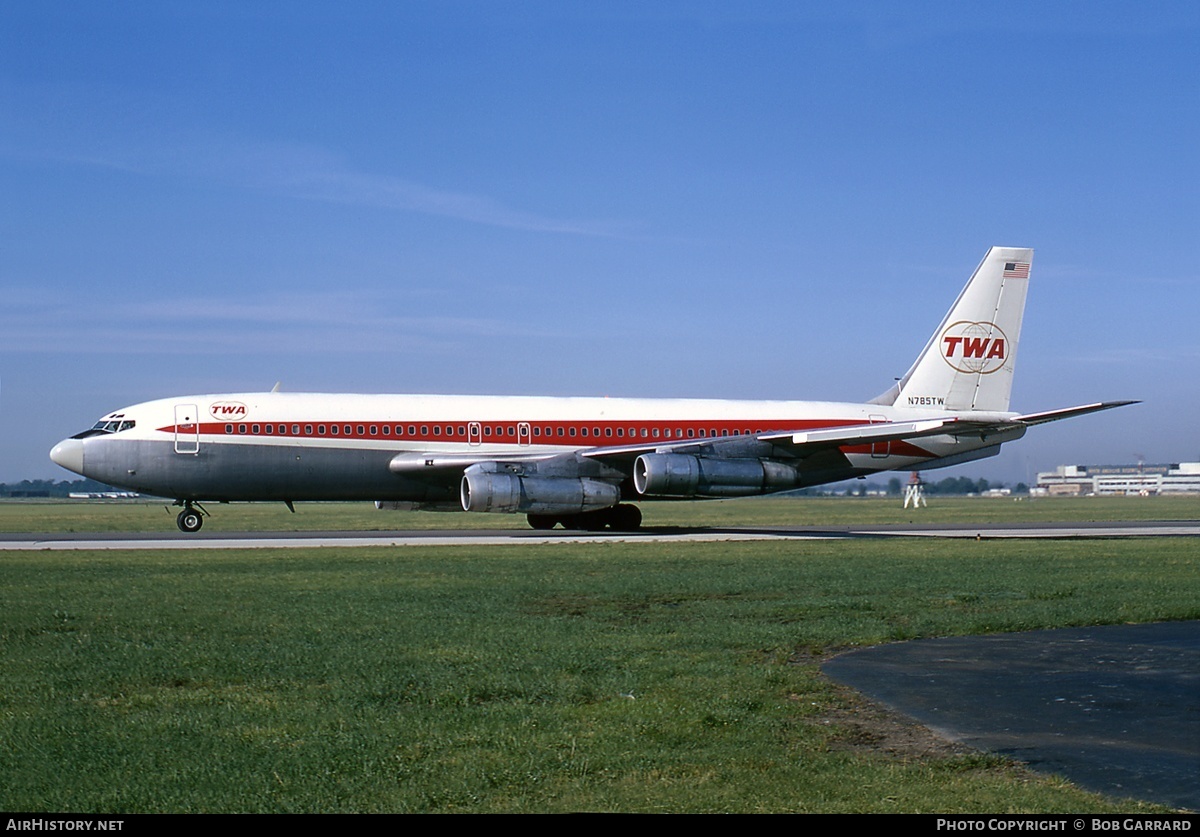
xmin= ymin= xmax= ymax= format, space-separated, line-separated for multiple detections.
xmin=824 ymin=621 xmax=1200 ymax=811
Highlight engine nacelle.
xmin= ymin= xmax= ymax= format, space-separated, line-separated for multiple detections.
xmin=461 ymin=469 xmax=620 ymax=514
xmin=634 ymin=453 xmax=800 ymax=498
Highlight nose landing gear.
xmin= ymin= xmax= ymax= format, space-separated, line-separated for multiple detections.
xmin=174 ymin=501 xmax=207 ymax=533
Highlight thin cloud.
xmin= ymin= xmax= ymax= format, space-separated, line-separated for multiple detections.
xmin=0 ymin=289 xmax=578 ymax=355
xmin=4 ymin=117 xmax=630 ymax=237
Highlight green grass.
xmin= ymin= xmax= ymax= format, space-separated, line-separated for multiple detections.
xmin=2 ymin=537 xmax=1195 ymax=812
xmin=2 ymin=493 xmax=1198 ymax=533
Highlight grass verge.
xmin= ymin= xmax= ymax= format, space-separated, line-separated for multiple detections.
xmin=2 ymin=537 xmax=1195 ymax=812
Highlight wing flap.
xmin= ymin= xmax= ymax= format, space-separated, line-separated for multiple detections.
xmin=773 ymin=418 xmax=954 ymax=447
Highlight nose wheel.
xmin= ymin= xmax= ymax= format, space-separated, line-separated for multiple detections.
xmin=175 ymin=503 xmax=205 ymax=533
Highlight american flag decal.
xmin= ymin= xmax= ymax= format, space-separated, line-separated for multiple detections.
xmin=1003 ymin=262 xmax=1030 ymax=279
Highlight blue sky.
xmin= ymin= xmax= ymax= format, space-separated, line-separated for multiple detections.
xmin=3 ymin=1 xmax=1197 ymax=484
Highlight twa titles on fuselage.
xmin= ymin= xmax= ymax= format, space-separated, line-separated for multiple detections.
xmin=50 ymin=247 xmax=1134 ymax=533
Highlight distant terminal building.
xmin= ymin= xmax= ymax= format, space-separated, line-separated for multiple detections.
xmin=1037 ymin=463 xmax=1200 ymax=496
xmin=67 ymin=491 xmax=142 ymax=500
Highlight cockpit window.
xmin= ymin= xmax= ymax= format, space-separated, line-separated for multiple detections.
xmin=72 ymin=419 xmax=136 ymax=439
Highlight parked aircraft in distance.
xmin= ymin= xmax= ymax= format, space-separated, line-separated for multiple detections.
xmin=50 ymin=247 xmax=1134 ymax=533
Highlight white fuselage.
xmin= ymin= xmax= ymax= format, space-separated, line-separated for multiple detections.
xmin=50 ymin=391 xmax=1003 ymax=506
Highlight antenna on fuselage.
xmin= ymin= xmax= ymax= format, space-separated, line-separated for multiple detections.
xmin=271 ymin=381 xmax=282 ymax=393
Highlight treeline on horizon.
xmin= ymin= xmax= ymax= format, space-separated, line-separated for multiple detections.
xmin=0 ymin=478 xmax=118 ymax=498
xmin=825 ymin=475 xmax=1029 ymax=497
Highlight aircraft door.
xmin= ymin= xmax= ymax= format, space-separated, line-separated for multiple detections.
xmin=869 ymin=414 xmax=890 ymax=459
xmin=468 ymin=422 xmax=482 ymax=446
xmin=174 ymin=404 xmax=200 ymax=454
xmin=518 ymin=422 xmax=531 ymax=446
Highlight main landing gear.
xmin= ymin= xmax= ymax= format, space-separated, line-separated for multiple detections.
xmin=174 ymin=501 xmax=207 ymax=533
xmin=527 ymin=503 xmax=642 ymax=532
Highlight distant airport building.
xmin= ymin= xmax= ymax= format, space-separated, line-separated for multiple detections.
xmin=1036 ymin=462 xmax=1200 ymax=496
xmin=67 ymin=491 xmax=142 ymax=500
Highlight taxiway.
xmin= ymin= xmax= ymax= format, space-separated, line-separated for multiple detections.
xmin=1 ymin=519 xmax=1196 ymax=550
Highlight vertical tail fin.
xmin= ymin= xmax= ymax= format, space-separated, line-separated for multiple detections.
xmin=874 ymin=247 xmax=1032 ymax=412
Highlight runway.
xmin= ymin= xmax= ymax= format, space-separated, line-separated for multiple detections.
xmin=1 ymin=519 xmax=1197 ymax=549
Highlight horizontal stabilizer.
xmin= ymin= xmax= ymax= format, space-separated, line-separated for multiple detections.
xmin=1015 ymin=401 xmax=1139 ymax=426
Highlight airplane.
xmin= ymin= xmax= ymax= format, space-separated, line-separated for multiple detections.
xmin=49 ymin=246 xmax=1134 ymax=533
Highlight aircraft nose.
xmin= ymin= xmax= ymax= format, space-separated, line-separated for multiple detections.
xmin=50 ymin=438 xmax=85 ymax=475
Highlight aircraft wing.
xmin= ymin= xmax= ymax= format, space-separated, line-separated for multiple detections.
xmin=583 ymin=402 xmax=1137 ymax=466
xmin=388 ymin=401 xmax=1138 ymax=477
xmin=582 ymin=415 xmax=1005 ymax=462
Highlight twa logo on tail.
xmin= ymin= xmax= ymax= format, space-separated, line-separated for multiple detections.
xmin=939 ymin=321 xmax=1008 ymax=374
